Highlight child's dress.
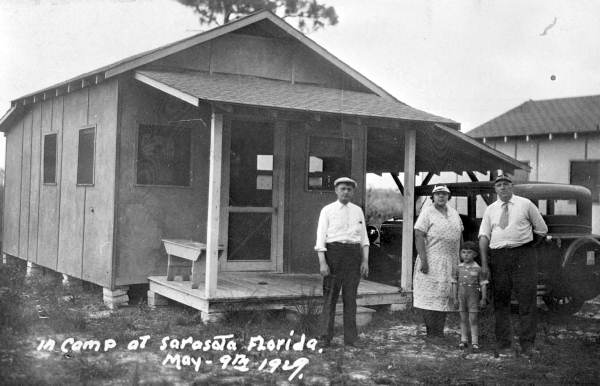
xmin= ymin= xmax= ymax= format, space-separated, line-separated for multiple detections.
xmin=453 ymin=262 xmax=488 ymax=312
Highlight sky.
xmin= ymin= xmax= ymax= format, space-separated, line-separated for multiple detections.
xmin=1 ymin=0 xmax=600 ymax=183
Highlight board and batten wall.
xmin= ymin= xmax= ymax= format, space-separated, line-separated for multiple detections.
xmin=486 ymin=133 xmax=600 ymax=234
xmin=2 ymin=80 xmax=118 ymax=288
xmin=150 ymin=32 xmax=368 ymax=92
xmin=114 ymin=79 xmax=212 ymax=285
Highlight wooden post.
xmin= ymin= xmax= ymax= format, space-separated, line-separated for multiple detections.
xmin=401 ymin=128 xmax=417 ymax=291
xmin=205 ymin=111 xmax=223 ymax=299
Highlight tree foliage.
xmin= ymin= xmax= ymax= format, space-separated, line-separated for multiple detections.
xmin=175 ymin=0 xmax=338 ymax=32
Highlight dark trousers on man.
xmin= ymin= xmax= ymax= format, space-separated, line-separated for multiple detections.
xmin=321 ymin=242 xmax=362 ymax=345
xmin=490 ymin=244 xmax=537 ymax=349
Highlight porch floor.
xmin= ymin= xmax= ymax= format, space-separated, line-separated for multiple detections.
xmin=148 ymin=272 xmax=409 ymax=318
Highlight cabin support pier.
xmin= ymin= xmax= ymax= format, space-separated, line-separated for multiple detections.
xmin=26 ymin=261 xmax=44 ymax=277
xmin=103 ymin=286 xmax=130 ymax=309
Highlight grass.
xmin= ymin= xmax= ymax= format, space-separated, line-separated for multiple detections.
xmin=1 ymin=256 xmax=599 ymax=385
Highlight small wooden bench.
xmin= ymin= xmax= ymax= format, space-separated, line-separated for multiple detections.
xmin=162 ymin=239 xmax=224 ymax=289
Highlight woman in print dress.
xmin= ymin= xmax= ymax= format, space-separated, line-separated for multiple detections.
xmin=413 ymin=185 xmax=463 ymax=337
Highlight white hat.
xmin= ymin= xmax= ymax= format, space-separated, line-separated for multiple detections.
xmin=432 ymin=185 xmax=450 ymax=194
xmin=334 ymin=177 xmax=357 ymax=188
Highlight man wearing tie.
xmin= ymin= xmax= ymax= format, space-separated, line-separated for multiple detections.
xmin=315 ymin=177 xmax=369 ymax=347
xmin=479 ymin=175 xmax=548 ymax=356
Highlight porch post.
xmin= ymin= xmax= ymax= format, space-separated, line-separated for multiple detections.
xmin=205 ymin=111 xmax=223 ymax=298
xmin=401 ymin=128 xmax=416 ymax=291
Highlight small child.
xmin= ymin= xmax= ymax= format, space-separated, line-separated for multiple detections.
xmin=452 ymin=241 xmax=488 ymax=352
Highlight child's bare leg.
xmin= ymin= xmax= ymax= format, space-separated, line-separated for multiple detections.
xmin=469 ymin=312 xmax=479 ymax=345
xmin=460 ymin=311 xmax=469 ymax=343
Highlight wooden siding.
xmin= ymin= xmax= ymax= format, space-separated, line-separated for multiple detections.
xmin=19 ymin=110 xmax=33 ymax=259
xmin=27 ymin=103 xmax=43 ymax=262
xmin=56 ymin=90 xmax=89 ymax=277
xmin=82 ymin=82 xmax=118 ymax=285
xmin=286 ymin=118 xmax=366 ymax=273
xmin=3 ymin=81 xmax=118 ymax=288
xmin=115 ymin=79 xmax=211 ymax=285
xmin=3 ymin=117 xmax=24 ymax=256
xmin=149 ymin=33 xmax=366 ymax=92
xmin=37 ymin=98 xmax=61 ymax=269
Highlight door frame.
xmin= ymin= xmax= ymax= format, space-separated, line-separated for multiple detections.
xmin=219 ymin=118 xmax=285 ymax=272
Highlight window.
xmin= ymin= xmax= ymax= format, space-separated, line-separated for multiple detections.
xmin=43 ymin=133 xmax=57 ymax=184
xmin=77 ymin=127 xmax=95 ymax=185
xmin=256 ymin=154 xmax=273 ymax=190
xmin=307 ymin=136 xmax=352 ymax=191
xmin=136 ymin=124 xmax=191 ymax=187
xmin=570 ymin=160 xmax=600 ymax=203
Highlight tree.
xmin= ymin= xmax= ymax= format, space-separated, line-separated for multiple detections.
xmin=175 ymin=0 xmax=338 ymax=32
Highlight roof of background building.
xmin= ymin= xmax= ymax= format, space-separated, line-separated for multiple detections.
xmin=468 ymin=94 xmax=600 ymax=138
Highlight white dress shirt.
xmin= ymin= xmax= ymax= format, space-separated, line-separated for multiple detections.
xmin=479 ymin=194 xmax=548 ymax=249
xmin=314 ymin=201 xmax=369 ymax=252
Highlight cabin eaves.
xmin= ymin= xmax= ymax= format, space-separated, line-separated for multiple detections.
xmin=0 ymin=9 xmax=439 ymax=133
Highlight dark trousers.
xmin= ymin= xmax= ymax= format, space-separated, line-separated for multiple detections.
xmin=321 ymin=243 xmax=362 ymax=344
xmin=490 ymin=244 xmax=537 ymax=348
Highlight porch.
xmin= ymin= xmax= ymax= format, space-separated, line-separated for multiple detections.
xmin=148 ymin=272 xmax=408 ymax=321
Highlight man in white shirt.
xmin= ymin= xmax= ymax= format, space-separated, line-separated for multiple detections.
xmin=479 ymin=174 xmax=548 ymax=356
xmin=315 ymin=177 xmax=369 ymax=346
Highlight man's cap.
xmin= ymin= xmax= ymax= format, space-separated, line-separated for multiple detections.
xmin=494 ymin=174 xmax=513 ymax=184
xmin=334 ymin=177 xmax=357 ymax=188
xmin=432 ymin=185 xmax=451 ymax=194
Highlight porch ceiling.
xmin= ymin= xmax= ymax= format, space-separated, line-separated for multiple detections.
xmin=134 ymin=69 xmax=456 ymax=124
xmin=367 ymin=124 xmax=530 ymax=174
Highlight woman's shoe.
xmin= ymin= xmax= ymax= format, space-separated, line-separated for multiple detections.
xmin=458 ymin=341 xmax=468 ymax=350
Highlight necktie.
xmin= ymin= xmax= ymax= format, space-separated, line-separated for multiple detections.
xmin=499 ymin=202 xmax=509 ymax=229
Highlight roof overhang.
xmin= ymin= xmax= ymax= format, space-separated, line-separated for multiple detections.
xmin=367 ymin=123 xmax=530 ymax=174
xmin=0 ymin=106 xmax=24 ymax=133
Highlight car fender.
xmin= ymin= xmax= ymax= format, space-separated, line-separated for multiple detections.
xmin=561 ymin=235 xmax=600 ymax=268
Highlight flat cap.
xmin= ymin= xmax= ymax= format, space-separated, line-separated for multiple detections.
xmin=334 ymin=177 xmax=357 ymax=188
xmin=493 ymin=174 xmax=512 ymax=184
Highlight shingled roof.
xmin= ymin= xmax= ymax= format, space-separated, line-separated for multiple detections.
xmin=468 ymin=94 xmax=600 ymax=138
xmin=135 ymin=70 xmax=456 ymax=124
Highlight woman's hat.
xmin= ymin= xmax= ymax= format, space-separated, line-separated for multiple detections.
xmin=432 ymin=185 xmax=450 ymax=194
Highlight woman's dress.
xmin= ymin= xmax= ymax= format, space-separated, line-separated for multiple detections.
xmin=413 ymin=205 xmax=463 ymax=311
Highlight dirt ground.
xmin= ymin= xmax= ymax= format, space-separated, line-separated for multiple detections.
xmin=1 ymin=260 xmax=599 ymax=385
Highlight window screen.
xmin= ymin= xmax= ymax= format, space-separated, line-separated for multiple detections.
xmin=136 ymin=124 xmax=191 ymax=186
xmin=43 ymin=133 xmax=57 ymax=184
xmin=307 ymin=136 xmax=352 ymax=191
xmin=77 ymin=128 xmax=95 ymax=185
xmin=570 ymin=160 xmax=600 ymax=203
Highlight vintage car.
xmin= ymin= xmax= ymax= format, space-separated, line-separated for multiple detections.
xmin=368 ymin=182 xmax=600 ymax=314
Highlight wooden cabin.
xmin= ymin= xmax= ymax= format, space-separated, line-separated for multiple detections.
xmin=0 ymin=11 xmax=526 ymax=319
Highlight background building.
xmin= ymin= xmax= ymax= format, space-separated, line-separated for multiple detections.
xmin=468 ymin=94 xmax=600 ymax=234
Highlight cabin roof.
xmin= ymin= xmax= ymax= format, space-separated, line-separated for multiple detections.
xmin=135 ymin=69 xmax=456 ymax=124
xmin=2 ymin=9 xmax=459 ymax=132
xmin=468 ymin=94 xmax=600 ymax=139
xmin=7 ymin=10 xmax=401 ymax=107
